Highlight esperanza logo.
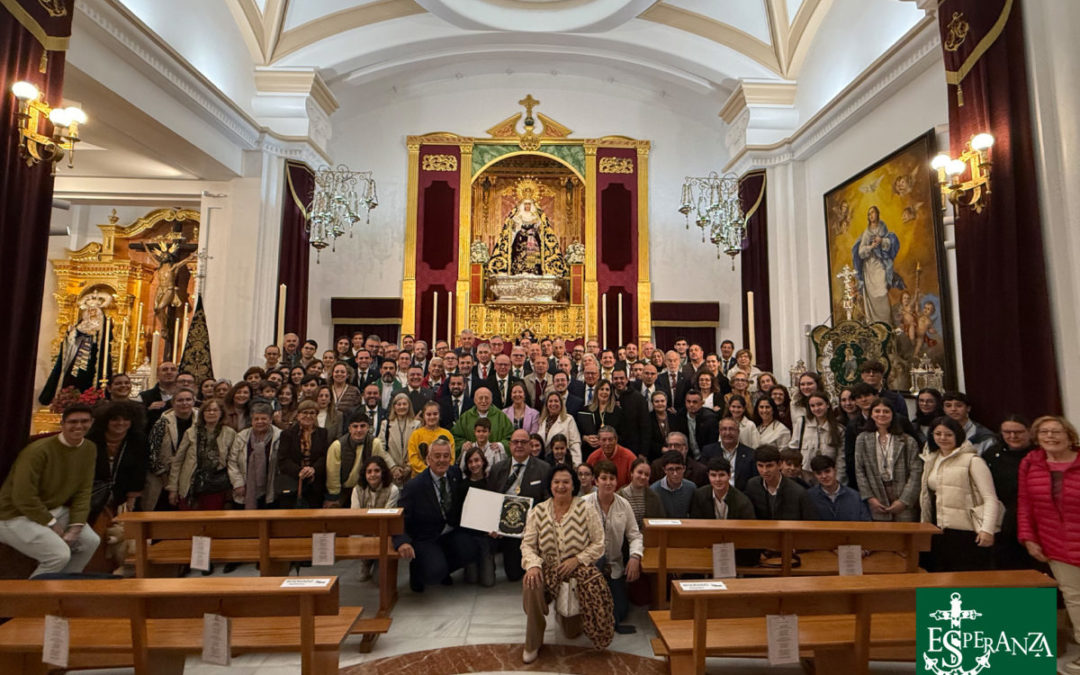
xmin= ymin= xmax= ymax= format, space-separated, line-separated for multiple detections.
xmin=916 ymin=588 xmax=1057 ymax=674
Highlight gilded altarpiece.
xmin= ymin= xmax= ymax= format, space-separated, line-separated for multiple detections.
xmin=403 ymin=96 xmax=651 ymax=344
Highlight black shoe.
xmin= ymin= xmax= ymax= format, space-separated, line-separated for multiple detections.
xmin=440 ymin=575 xmax=453 ymax=586
xmin=409 ymin=577 xmax=425 ymax=593
xmin=201 ymin=563 xmax=215 ymax=576
xmin=223 ymin=563 xmax=242 ymax=574
xmin=614 ymin=624 xmax=637 ymax=634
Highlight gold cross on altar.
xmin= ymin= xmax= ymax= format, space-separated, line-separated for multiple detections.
xmin=519 ymin=94 xmax=539 ymax=117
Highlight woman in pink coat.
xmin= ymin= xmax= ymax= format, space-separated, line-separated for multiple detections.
xmin=1017 ymin=415 xmax=1080 ymax=673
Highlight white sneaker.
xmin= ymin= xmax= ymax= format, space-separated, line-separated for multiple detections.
xmin=522 ymin=647 xmax=539 ymax=664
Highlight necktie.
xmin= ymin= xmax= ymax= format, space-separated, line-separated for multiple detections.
xmin=586 ymin=386 xmax=593 ymax=405
xmin=438 ymin=475 xmax=450 ymax=517
xmin=504 ymin=463 xmax=525 ymax=492
xmin=646 ymin=387 xmax=653 ymax=411
xmin=500 ymin=380 xmax=507 ymax=402
xmin=453 ymin=397 xmax=461 ymax=416
xmin=535 ymin=381 xmax=543 ymax=403
xmin=514 ymin=368 xmax=521 ymax=379
xmin=481 ymin=365 xmax=488 ymax=379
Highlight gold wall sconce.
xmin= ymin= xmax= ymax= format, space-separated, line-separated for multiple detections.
xmin=931 ymin=133 xmax=993 ymax=214
xmin=11 ymin=80 xmax=86 ymax=171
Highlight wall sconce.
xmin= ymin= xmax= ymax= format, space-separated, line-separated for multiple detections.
xmin=11 ymin=80 xmax=86 ymax=171
xmin=931 ymin=132 xmax=993 ymax=214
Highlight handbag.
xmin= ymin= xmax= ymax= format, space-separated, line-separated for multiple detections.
xmin=555 ymin=578 xmax=580 ymax=617
xmin=196 ymin=466 xmax=231 ymax=496
xmin=968 ymin=457 xmax=1005 ymax=534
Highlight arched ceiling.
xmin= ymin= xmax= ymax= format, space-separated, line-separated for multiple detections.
xmin=225 ymin=0 xmax=834 ymax=105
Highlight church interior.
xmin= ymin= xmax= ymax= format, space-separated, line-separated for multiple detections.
xmin=2 ymin=0 xmax=1079 ymax=673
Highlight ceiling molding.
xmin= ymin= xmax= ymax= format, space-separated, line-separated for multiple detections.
xmin=254 ymin=67 xmax=339 ymax=115
xmin=225 ymin=0 xmax=267 ymax=63
xmin=639 ymin=3 xmax=782 ymax=76
xmin=724 ymin=16 xmax=941 ymax=175
xmin=763 ymin=0 xmax=791 ymax=76
xmin=271 ymin=0 xmax=426 ymax=63
xmin=719 ymin=80 xmax=797 ymax=124
xmin=785 ymin=0 xmax=832 ymax=79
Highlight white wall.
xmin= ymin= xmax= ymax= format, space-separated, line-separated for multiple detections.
xmin=310 ymin=77 xmax=741 ymax=348
xmin=766 ymin=56 xmax=950 ymax=376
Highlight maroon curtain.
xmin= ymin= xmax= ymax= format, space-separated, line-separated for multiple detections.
xmin=938 ymin=1 xmax=1061 ymax=425
xmin=0 ymin=1 xmax=74 ymax=481
xmin=739 ymin=171 xmax=772 ymax=371
xmin=278 ymin=161 xmax=313 ymax=339
xmin=653 ymin=327 xmax=717 ymax=355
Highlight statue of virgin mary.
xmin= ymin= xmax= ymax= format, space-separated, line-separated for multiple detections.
xmin=486 ymin=179 xmax=568 ymax=278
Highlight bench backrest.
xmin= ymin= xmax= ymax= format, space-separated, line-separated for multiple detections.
xmin=118 ymin=508 xmax=404 ymax=540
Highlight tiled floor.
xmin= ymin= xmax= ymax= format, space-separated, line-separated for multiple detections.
xmin=75 ymin=559 xmax=1079 ymax=673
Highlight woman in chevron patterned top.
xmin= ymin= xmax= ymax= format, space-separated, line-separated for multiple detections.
xmin=519 ymin=464 xmax=614 ymax=663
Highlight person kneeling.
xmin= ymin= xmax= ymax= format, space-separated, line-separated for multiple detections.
xmin=393 ymin=437 xmax=479 ymax=592
xmin=0 ymin=405 xmax=101 ymax=577
xmin=520 ymin=465 xmax=614 ymax=664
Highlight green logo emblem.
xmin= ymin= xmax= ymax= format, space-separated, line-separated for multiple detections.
xmin=917 ymin=588 xmax=1056 ymax=674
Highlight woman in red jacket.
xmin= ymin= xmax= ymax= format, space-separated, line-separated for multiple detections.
xmin=1017 ymin=415 xmax=1080 ymax=671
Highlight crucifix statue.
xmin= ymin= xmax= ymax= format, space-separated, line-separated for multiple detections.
xmin=130 ymin=223 xmax=198 ymax=358
xmin=519 ymin=94 xmax=539 ymax=119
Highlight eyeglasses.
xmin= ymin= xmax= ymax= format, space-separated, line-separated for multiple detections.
xmin=664 ymin=466 xmax=686 ymax=473
xmin=1038 ymin=429 xmax=1066 ymax=436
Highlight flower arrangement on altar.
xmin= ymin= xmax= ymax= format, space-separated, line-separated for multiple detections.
xmin=48 ymin=386 xmax=105 ymax=413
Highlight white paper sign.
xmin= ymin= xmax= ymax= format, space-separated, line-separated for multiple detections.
xmin=837 ymin=544 xmax=863 ymax=576
xmin=648 ymin=519 xmax=683 ymax=526
xmin=280 ymin=578 xmax=333 ymax=588
xmin=201 ymin=613 xmax=231 ymax=666
xmin=679 ymin=581 xmax=728 ymax=591
xmin=190 ymin=535 xmax=211 ymax=572
xmin=312 ymin=532 xmax=335 ymax=566
xmin=42 ymin=615 xmax=69 ymax=668
xmin=766 ymin=614 xmax=799 ymax=665
xmin=460 ymin=487 xmax=533 ymax=538
xmin=365 ymin=508 xmax=398 ymax=514
xmin=712 ymin=542 xmax=737 ymax=579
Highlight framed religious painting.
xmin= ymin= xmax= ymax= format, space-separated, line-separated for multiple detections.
xmin=822 ymin=130 xmax=955 ymax=394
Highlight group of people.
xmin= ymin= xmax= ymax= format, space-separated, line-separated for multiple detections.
xmin=3 ymin=328 xmax=1079 ymax=668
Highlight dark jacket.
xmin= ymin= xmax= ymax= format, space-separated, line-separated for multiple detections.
xmin=700 ymin=441 xmax=759 ymax=492
xmin=438 ymin=393 xmax=474 ymax=431
xmin=87 ymin=427 xmax=147 ymax=512
xmin=656 ymin=371 xmax=691 ymax=411
xmin=575 ymin=407 xmax=626 ymax=456
xmin=278 ymin=425 xmax=330 ymax=505
xmin=647 ymin=412 xmax=674 ymax=462
xmin=688 ymin=484 xmax=756 ymax=520
xmin=616 ymin=388 xmax=651 ymax=457
xmin=488 ymin=376 xmax=523 ymax=410
xmin=487 ymin=456 xmax=552 ymax=502
xmin=139 ymin=385 xmax=172 ymax=432
xmin=743 ymin=475 xmax=820 ymax=520
xmin=807 ymin=484 xmax=872 ymax=521
xmin=671 ymin=408 xmax=719 ymax=459
xmin=393 ymin=466 xmax=467 ymax=549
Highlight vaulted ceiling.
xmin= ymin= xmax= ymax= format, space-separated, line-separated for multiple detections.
xmin=225 ymin=0 xmax=835 ymax=104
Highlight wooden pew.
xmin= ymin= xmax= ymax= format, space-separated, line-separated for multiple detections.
xmin=0 ymin=576 xmax=357 ymax=674
xmin=118 ymin=508 xmax=401 ymax=648
xmin=642 ymin=519 xmax=939 ymax=607
xmin=650 ymin=569 xmax=1056 ymax=675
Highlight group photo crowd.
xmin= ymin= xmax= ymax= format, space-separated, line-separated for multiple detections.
xmin=2 ymin=328 xmax=1077 ymax=665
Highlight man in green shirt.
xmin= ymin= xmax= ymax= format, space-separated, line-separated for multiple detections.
xmin=0 ymin=404 xmax=100 ymax=577
xmin=451 ymin=387 xmax=513 ymax=448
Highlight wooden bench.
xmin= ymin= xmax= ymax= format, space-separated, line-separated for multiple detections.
xmin=643 ymin=519 xmax=939 ymax=607
xmin=649 ymin=569 xmax=1056 ymax=675
xmin=0 ymin=576 xmax=358 ymax=674
xmin=119 ymin=508 xmax=401 ymax=648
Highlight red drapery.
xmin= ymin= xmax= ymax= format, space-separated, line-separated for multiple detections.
xmin=279 ymin=161 xmax=313 ymax=339
xmin=938 ymin=1 xmax=1061 ymax=425
xmin=0 ymin=0 xmax=74 ymax=481
xmin=596 ymin=148 xmax=638 ymax=350
xmin=739 ymin=171 xmax=772 ymax=371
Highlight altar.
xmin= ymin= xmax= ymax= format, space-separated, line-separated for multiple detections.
xmin=401 ymin=95 xmax=651 ymax=344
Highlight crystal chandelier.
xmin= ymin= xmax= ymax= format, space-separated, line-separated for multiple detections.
xmin=678 ymin=171 xmax=746 ymax=269
xmin=306 ymin=165 xmax=378 ymax=262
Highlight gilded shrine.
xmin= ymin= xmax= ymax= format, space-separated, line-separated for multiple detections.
xmin=402 ymin=96 xmax=651 ymax=345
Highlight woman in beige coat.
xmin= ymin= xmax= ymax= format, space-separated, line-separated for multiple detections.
xmin=167 ymin=398 xmax=238 ymax=510
xmin=919 ymin=416 xmax=1000 ymax=572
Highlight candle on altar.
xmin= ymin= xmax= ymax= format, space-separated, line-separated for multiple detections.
xmin=747 ymin=291 xmax=757 ymax=360
xmin=134 ymin=302 xmax=144 ymax=362
xmin=118 ymin=315 xmax=129 ymax=373
xmin=583 ymin=289 xmax=589 ymax=344
xmin=102 ymin=317 xmax=111 ymax=385
xmin=277 ymin=284 xmax=287 ymax=346
xmin=601 ymin=293 xmax=608 ymax=349
xmin=447 ymin=291 xmax=453 ymax=338
xmin=150 ymin=331 xmax=161 ymax=384
xmin=617 ymin=293 xmax=623 ymax=347
xmin=173 ymin=317 xmax=181 ymax=362
xmin=432 ymin=291 xmax=439 ymax=345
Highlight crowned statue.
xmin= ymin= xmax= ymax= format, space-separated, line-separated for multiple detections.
xmin=39 ymin=286 xmax=115 ymax=404
xmin=486 ymin=177 xmax=568 ymax=278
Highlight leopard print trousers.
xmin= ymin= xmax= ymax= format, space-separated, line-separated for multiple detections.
xmin=541 ymin=560 xmax=615 ymax=649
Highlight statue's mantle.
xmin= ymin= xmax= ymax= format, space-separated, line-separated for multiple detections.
xmin=485 ymin=275 xmax=569 ymax=305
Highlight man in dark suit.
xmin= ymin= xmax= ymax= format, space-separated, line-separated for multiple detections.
xmin=404 ymin=365 xmax=434 ymax=414
xmin=487 ymin=429 xmax=552 ymax=581
xmin=392 ymin=437 xmax=480 ymax=592
xmin=648 ymin=431 xmax=709 ymax=488
xmin=509 ymin=346 xmax=530 ymax=381
xmin=474 ymin=343 xmax=496 ymax=384
xmin=717 ymin=340 xmax=737 ymax=376
xmin=438 ymin=374 xmax=474 ymax=430
xmin=453 ymin=329 xmax=476 ymax=358
xmin=489 ymin=354 xmax=520 ymax=410
xmin=352 ymin=349 xmax=379 ymax=389
xmin=700 ymin=417 xmax=758 ymax=491
xmin=522 ymin=356 xmax=553 ymax=410
xmin=569 ymin=361 xmax=599 ymax=406
xmin=140 ymin=361 xmax=180 ymax=431
xmin=658 ymin=350 xmax=691 ymax=411
xmin=680 ymin=343 xmax=707 ymax=381
xmin=743 ymin=445 xmax=820 ymax=520
xmin=671 ymin=390 xmax=719 ymax=461
xmin=611 ymin=370 xmax=650 ymax=457
xmin=358 ymin=384 xmax=389 ymax=440
xmin=637 ymin=363 xmax=661 ymax=411
xmin=551 ymin=371 xmax=583 ymax=417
